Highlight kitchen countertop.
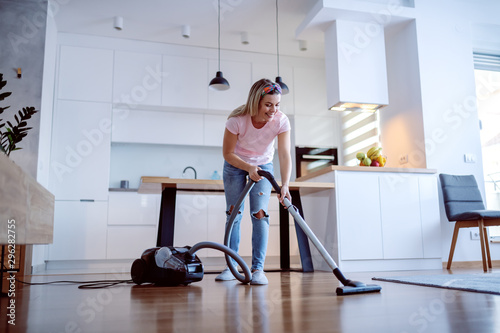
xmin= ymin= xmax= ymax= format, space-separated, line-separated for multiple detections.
xmin=138 ymin=176 xmax=335 ymax=194
xmin=295 ymin=165 xmax=437 ymax=182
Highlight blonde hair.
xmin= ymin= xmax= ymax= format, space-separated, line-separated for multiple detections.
xmin=228 ymin=79 xmax=281 ymax=119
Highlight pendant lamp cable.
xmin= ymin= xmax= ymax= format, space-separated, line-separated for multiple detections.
xmin=276 ymin=0 xmax=280 ymax=77
xmin=218 ymin=0 xmax=221 ymax=71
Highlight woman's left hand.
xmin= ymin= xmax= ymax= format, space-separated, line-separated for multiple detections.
xmin=277 ymin=184 xmax=291 ymax=207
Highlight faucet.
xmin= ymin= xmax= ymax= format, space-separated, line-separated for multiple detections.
xmin=182 ymin=166 xmax=197 ymax=179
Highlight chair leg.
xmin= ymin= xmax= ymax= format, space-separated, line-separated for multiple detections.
xmin=484 ymin=226 xmax=492 ymax=268
xmin=447 ymin=223 xmax=461 ymax=269
xmin=478 ymin=219 xmax=488 ymax=272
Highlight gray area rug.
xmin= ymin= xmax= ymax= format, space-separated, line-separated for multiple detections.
xmin=372 ymin=273 xmax=500 ymax=295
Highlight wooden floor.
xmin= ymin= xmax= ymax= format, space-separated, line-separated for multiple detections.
xmin=2 ymin=267 xmax=500 ymax=333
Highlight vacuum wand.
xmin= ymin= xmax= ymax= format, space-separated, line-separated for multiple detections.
xmin=256 ymin=170 xmax=382 ymax=296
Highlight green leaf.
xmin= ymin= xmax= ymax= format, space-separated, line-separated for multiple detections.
xmin=0 ymin=92 xmax=12 ymax=101
xmin=0 ymin=75 xmax=6 ymax=90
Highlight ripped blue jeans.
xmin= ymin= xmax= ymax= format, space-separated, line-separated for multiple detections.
xmin=223 ymin=160 xmax=273 ymax=271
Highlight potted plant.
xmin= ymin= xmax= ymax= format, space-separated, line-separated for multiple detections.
xmin=0 ymin=73 xmax=38 ymax=157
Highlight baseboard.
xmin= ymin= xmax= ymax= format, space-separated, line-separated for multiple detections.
xmin=35 ymin=255 xmax=302 ymax=275
xmin=443 ymin=260 xmax=500 ymax=269
xmin=31 ymin=263 xmax=47 ymax=274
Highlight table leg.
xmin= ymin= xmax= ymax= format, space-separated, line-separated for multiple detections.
xmin=279 ymin=190 xmax=314 ymax=272
xmin=1 ymin=245 xmax=6 ymax=296
xmin=291 ymin=190 xmax=314 ymax=272
xmin=156 ymin=187 xmax=177 ymax=247
xmin=279 ymin=204 xmax=290 ymax=269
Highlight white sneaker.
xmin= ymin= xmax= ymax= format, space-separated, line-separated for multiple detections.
xmin=215 ymin=267 xmax=236 ymax=281
xmin=250 ymin=270 xmax=268 ymax=285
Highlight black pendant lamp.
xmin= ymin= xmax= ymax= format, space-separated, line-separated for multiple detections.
xmin=209 ymin=0 xmax=230 ymax=91
xmin=275 ymin=0 xmax=289 ymax=94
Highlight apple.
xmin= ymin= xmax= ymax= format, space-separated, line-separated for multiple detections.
xmin=370 ymin=160 xmax=380 ymax=167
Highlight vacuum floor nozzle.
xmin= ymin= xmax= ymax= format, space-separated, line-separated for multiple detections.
xmin=336 ymin=284 xmax=382 ymax=295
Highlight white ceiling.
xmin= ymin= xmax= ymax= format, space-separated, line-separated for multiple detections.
xmin=51 ymin=0 xmax=325 ymax=59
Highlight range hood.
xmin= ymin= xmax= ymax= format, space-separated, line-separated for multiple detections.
xmin=324 ymin=19 xmax=389 ymax=112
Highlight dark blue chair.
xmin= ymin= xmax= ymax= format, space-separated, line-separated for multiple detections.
xmin=439 ymin=174 xmax=500 ymax=271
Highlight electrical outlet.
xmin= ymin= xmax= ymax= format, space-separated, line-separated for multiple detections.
xmin=470 ymin=230 xmax=480 ymax=240
xmin=399 ymin=154 xmax=408 ymax=165
xmin=464 ymin=153 xmax=477 ymax=163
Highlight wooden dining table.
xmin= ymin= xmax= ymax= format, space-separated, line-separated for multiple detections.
xmin=138 ymin=176 xmax=335 ymax=271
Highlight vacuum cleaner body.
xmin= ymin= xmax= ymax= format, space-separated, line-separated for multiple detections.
xmin=131 ymin=246 xmax=204 ymax=286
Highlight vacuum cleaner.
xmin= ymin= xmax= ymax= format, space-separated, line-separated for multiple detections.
xmin=131 ymin=242 xmax=252 ymax=285
xmin=223 ymin=170 xmax=381 ymax=295
xmin=131 ymin=170 xmax=381 ymax=295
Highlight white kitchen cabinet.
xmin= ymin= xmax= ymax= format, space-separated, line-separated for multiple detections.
xmin=335 ymin=171 xmax=441 ymax=264
xmin=111 ymin=109 xmax=204 ymax=146
xmin=106 ymin=226 xmax=157 ymax=259
xmin=379 ymin=175 xmax=423 ymax=259
xmin=106 ymin=192 xmax=159 ymax=259
xmin=203 ymin=114 xmax=226 ymax=147
xmin=418 ymin=176 xmax=442 ymax=258
xmin=337 ymin=172 xmax=384 ymax=260
xmin=107 ymin=192 xmax=159 ymax=225
xmin=48 ymin=201 xmax=108 ymax=261
xmin=57 ymin=45 xmax=113 ymax=102
xmin=174 ymin=193 xmax=209 ymax=256
xmin=293 ymin=65 xmax=339 ymax=148
xmin=293 ymin=66 xmax=328 ymax=116
xmin=113 ymin=51 xmax=163 ymax=106
xmin=49 ymin=100 xmax=111 ymax=201
xmin=303 ymin=168 xmax=441 ymax=272
xmin=294 ymin=115 xmax=340 ymax=148
xmin=252 ymin=63 xmax=294 ymax=115
xmin=208 ymin=59 xmax=252 ymax=111
xmin=162 ymin=55 xmax=208 ymax=109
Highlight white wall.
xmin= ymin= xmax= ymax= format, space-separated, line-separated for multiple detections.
xmin=414 ymin=0 xmax=500 ymax=262
xmin=381 ymin=19 xmax=426 ymax=168
xmin=32 ymin=8 xmax=58 ymax=272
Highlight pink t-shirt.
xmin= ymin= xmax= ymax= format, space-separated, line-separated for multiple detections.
xmin=225 ymin=111 xmax=291 ymax=165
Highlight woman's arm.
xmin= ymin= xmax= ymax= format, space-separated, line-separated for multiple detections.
xmin=222 ymin=128 xmax=262 ymax=182
xmin=277 ymin=130 xmax=292 ymax=204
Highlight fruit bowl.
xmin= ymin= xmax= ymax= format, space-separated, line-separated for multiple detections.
xmin=356 ymin=147 xmax=386 ymax=167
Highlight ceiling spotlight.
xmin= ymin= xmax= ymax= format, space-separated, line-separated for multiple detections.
xmin=241 ymin=32 xmax=249 ymax=45
xmin=299 ymin=40 xmax=307 ymax=51
xmin=114 ymin=16 xmax=123 ymax=31
xmin=182 ymin=25 xmax=190 ymax=39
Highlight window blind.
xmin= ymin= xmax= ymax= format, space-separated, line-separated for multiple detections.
xmin=474 ymin=53 xmax=500 ymax=72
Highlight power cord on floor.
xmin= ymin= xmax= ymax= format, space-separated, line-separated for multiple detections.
xmin=2 ymin=261 xmax=134 ymax=289
xmin=15 ymin=278 xmax=134 ymax=289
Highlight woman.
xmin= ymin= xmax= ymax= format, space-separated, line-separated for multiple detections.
xmin=216 ymin=78 xmax=292 ymax=285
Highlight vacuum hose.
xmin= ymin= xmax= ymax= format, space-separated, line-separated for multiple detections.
xmin=186 ymin=242 xmax=251 ymax=284
xmin=223 ymin=180 xmax=256 ymax=283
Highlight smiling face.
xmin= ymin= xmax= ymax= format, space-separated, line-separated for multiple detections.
xmin=253 ymin=94 xmax=281 ymax=124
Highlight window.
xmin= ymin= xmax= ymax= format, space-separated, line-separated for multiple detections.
xmin=341 ymin=111 xmax=380 ymax=166
xmin=474 ymin=52 xmax=500 ymax=239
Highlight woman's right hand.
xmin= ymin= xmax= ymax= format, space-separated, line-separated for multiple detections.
xmin=248 ymin=165 xmax=262 ymax=182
